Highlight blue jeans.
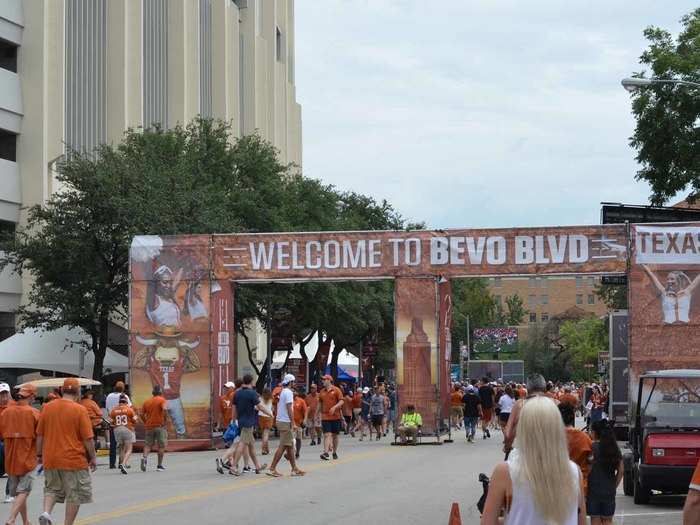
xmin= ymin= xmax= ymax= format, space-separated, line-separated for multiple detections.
xmin=167 ymin=398 xmax=186 ymax=436
xmin=464 ymin=416 xmax=478 ymax=438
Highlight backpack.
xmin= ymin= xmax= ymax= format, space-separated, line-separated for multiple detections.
xmin=223 ymin=421 xmax=239 ymax=446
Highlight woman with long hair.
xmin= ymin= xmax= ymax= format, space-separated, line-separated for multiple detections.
xmin=587 ymin=420 xmax=623 ymax=525
xmin=497 ymin=385 xmax=515 ymax=434
xmin=258 ymin=389 xmax=274 ymax=455
xmin=481 ymin=396 xmax=585 ymax=525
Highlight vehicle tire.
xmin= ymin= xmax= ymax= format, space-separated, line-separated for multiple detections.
xmin=633 ymin=469 xmax=651 ymax=504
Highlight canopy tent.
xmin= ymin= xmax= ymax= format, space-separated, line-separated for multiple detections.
xmin=323 ymin=365 xmax=356 ymax=383
xmin=0 ymin=326 xmax=128 ymax=377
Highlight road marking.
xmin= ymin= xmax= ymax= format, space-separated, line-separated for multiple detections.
xmin=75 ymin=448 xmax=397 ymax=525
xmin=618 ymin=510 xmax=682 ymax=517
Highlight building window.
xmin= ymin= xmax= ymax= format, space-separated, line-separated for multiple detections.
xmin=540 ymin=294 xmax=548 ymax=305
xmin=540 ymin=276 xmax=548 ymax=287
xmin=588 ymin=294 xmax=595 ymax=305
xmin=529 ymin=312 xmax=537 ymax=323
xmin=576 ymin=276 xmax=583 ymax=288
xmin=0 ymin=220 xmax=16 ymax=238
xmin=276 ymin=26 xmax=283 ymax=62
xmin=541 ymin=313 xmax=549 ymax=322
xmin=528 ymin=294 xmax=536 ymax=307
xmin=494 ymin=295 xmax=502 ymax=306
xmin=0 ymin=39 xmax=18 ymax=73
xmin=0 ymin=313 xmax=14 ymax=343
xmin=529 ymin=277 xmax=536 ymax=288
xmin=576 ymin=294 xmax=583 ymax=305
xmin=494 ymin=277 xmax=502 ymax=288
xmin=0 ymin=129 xmax=17 ymax=161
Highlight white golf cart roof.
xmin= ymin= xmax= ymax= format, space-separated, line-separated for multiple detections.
xmin=640 ymin=369 xmax=700 ymax=379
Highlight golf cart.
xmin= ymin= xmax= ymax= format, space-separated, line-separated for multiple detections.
xmin=623 ymin=369 xmax=700 ymax=504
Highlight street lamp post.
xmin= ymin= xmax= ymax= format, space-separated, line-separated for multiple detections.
xmin=621 ymin=77 xmax=700 ymax=92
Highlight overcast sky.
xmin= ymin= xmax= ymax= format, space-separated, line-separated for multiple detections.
xmin=294 ymin=1 xmax=696 ymax=229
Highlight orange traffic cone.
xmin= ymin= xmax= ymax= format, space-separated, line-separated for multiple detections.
xmin=448 ymin=502 xmax=462 ymax=525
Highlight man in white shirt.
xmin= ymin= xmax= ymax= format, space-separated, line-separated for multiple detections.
xmin=105 ymin=382 xmax=132 ymax=469
xmin=267 ymin=375 xmax=305 ymax=478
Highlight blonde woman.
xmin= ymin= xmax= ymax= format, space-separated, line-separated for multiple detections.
xmin=258 ymin=389 xmax=274 ymax=455
xmin=481 ymin=396 xmax=585 ymax=525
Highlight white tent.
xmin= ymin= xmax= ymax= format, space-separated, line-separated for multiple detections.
xmin=272 ymin=332 xmax=359 ymax=375
xmin=0 ymin=326 xmax=128 ymax=376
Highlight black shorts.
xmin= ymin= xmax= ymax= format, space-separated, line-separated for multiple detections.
xmin=499 ymin=412 xmax=510 ymax=424
xmin=586 ymin=497 xmax=615 ymax=517
xmin=344 ymin=415 xmax=352 ymax=426
xmin=371 ymin=415 xmax=384 ymax=426
xmin=322 ymin=420 xmax=342 ymax=434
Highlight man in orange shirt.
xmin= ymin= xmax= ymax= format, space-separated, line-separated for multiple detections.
xmin=80 ymin=390 xmax=104 ymax=448
xmin=109 ymin=395 xmax=139 ymax=475
xmin=559 ymin=386 xmax=579 ymax=411
xmin=0 ymin=382 xmax=15 ymax=503
xmin=305 ymin=384 xmax=321 ymax=445
xmin=317 ymin=375 xmax=344 ymax=461
xmin=342 ymin=391 xmax=353 ymax=436
xmin=218 ymin=381 xmax=236 ymax=430
xmin=0 ymin=383 xmax=39 ymax=525
xmin=37 ymin=377 xmax=96 ymax=525
xmin=351 ymin=388 xmax=363 ymax=436
xmin=450 ymin=385 xmax=464 ymax=429
xmin=684 ymin=460 xmax=700 ymax=525
xmin=140 ymin=385 xmax=168 ymax=472
xmin=292 ymin=390 xmax=308 ymax=459
xmin=559 ymin=404 xmax=592 ymax=493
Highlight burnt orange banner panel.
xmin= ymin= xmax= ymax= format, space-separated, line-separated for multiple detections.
xmin=212 ymin=225 xmax=627 ymax=281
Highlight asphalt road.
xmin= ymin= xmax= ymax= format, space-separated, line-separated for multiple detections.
xmin=2 ymin=427 xmax=688 ymax=525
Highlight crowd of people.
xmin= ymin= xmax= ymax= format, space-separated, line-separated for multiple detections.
xmin=1 ymin=372 xmax=698 ymax=525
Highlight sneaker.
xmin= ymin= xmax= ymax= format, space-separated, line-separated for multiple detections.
xmin=215 ymin=458 xmax=224 ymax=475
xmin=243 ymin=466 xmax=252 ymax=473
xmin=119 ymin=464 xmax=128 ymax=475
xmin=38 ymin=512 xmax=53 ymax=525
xmin=4 ymin=496 xmax=14 ymax=503
xmin=483 ymin=434 xmax=487 ymax=440
xmin=320 ymin=452 xmax=329 ymax=461
xmin=156 ymin=465 xmax=166 ymax=472
xmin=140 ymin=457 xmax=147 ymax=472
xmin=332 ymin=452 xmax=338 ymax=460
xmin=310 ymin=440 xmax=315 ymax=446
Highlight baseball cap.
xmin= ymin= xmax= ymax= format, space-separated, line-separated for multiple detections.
xmin=18 ymin=384 xmax=37 ymax=398
xmin=362 ymin=387 xmax=370 ymax=394
xmin=282 ymin=374 xmax=296 ymax=385
xmin=224 ymin=381 xmax=235 ymax=388
xmin=119 ymin=394 xmax=128 ymax=404
xmin=62 ymin=377 xmax=80 ymax=393
xmin=0 ymin=383 xmax=10 ymax=393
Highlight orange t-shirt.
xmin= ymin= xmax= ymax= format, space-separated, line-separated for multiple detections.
xmin=219 ymin=390 xmax=234 ymax=426
xmin=110 ymin=406 xmax=137 ymax=431
xmin=566 ymin=427 xmax=593 ymax=493
xmin=319 ymin=386 xmax=343 ymax=421
xmin=142 ymin=396 xmax=168 ymax=429
xmin=306 ymin=393 xmax=319 ymax=415
xmin=450 ymin=391 xmax=463 ymax=407
xmin=37 ymin=398 xmax=93 ymax=470
xmin=0 ymin=400 xmax=16 ymax=419
xmin=80 ymin=398 xmax=103 ymax=427
xmin=293 ymin=397 xmax=308 ymax=427
xmin=690 ymin=460 xmax=700 ymax=492
xmin=352 ymin=392 xmax=362 ymax=409
xmin=342 ymin=395 xmax=353 ymax=417
xmin=0 ymin=404 xmax=40 ymax=476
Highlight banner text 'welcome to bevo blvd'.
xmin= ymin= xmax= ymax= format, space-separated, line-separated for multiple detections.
xmin=212 ymin=225 xmax=628 ymax=280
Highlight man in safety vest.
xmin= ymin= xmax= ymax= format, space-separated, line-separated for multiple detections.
xmin=397 ymin=405 xmax=422 ymax=445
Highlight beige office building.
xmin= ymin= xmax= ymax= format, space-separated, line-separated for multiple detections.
xmin=0 ymin=0 xmax=302 ymax=337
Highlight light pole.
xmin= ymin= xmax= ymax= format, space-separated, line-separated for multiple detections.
xmin=621 ymin=77 xmax=700 ymax=92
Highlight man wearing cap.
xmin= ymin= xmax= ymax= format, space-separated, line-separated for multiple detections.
xmin=317 ymin=375 xmax=344 ymax=460
xmin=0 ymin=383 xmax=39 ymax=525
xmin=109 ymin=396 xmax=139 ymax=475
xmin=37 ymin=377 xmax=96 ymax=525
xmin=218 ymin=381 xmax=236 ymax=430
xmin=80 ymin=390 xmax=104 ymax=449
xmin=0 ymin=382 xmax=16 ymax=503
xmin=105 ymin=382 xmax=131 ymax=470
xmin=305 ymin=383 xmax=321 ymax=446
xmin=267 ymin=374 xmax=305 ymax=477
xmin=140 ymin=385 xmax=168 ymax=472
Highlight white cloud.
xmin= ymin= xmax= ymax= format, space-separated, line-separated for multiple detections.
xmin=295 ymin=1 xmax=697 ymax=228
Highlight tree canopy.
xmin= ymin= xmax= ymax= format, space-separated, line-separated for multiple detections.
xmin=628 ymin=8 xmax=700 ymax=204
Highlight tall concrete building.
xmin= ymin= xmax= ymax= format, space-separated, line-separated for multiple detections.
xmin=0 ymin=0 xmax=302 ymax=339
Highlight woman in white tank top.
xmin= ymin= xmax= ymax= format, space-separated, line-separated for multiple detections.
xmin=481 ymin=397 xmax=585 ymax=525
xmin=643 ymin=265 xmax=700 ymax=324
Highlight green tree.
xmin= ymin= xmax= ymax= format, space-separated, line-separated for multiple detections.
xmin=627 ymin=8 xmax=700 ymax=204
xmin=595 ymin=282 xmax=627 ymax=310
xmin=493 ymin=294 xmax=527 ymax=326
xmin=0 ymin=119 xmax=291 ymax=379
xmin=559 ymin=317 xmax=608 ymax=380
